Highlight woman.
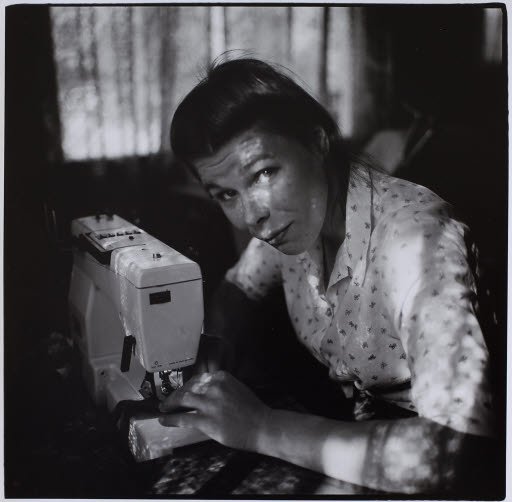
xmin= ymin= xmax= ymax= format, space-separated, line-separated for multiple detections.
xmin=159 ymin=58 xmax=496 ymax=494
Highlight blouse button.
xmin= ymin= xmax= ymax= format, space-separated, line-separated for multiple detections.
xmin=326 ymin=308 xmax=332 ymax=317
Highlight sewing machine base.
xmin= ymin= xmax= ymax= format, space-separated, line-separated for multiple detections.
xmin=89 ymin=361 xmax=208 ymax=462
xmin=126 ymin=413 xmax=209 ymax=462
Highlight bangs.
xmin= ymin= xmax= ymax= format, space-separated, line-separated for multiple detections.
xmin=170 ymin=58 xmax=340 ymax=164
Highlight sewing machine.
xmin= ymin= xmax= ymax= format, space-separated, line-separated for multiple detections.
xmin=69 ymin=214 xmax=208 ymax=461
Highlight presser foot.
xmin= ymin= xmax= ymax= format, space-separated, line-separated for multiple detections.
xmin=139 ymin=370 xmax=184 ymax=399
xmin=159 ymin=369 xmax=184 ymax=396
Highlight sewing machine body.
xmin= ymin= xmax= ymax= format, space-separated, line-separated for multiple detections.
xmin=69 ymin=214 xmax=207 ymax=460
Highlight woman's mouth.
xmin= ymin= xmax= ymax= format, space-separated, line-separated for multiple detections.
xmin=265 ymin=223 xmax=293 ymax=247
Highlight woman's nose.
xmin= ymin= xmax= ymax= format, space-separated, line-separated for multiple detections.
xmin=242 ymin=195 xmax=270 ymax=229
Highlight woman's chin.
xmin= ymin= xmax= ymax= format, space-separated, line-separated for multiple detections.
xmin=271 ymin=239 xmax=307 ymax=255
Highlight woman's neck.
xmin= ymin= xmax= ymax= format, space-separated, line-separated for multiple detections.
xmin=319 ymin=157 xmax=349 ymax=284
xmin=320 ymin=199 xmax=346 ymax=285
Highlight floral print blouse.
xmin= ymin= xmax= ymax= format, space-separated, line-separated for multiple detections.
xmin=225 ymin=166 xmax=493 ymax=438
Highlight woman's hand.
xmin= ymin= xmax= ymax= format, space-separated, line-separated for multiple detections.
xmin=158 ymin=371 xmax=270 ymax=451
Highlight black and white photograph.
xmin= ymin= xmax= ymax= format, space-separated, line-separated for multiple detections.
xmin=3 ymin=3 xmax=508 ymax=498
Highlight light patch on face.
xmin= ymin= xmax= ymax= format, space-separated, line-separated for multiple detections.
xmin=195 ymin=127 xmax=329 ymax=255
xmin=311 ymin=196 xmax=321 ymax=209
xmin=197 ymin=135 xmax=274 ymax=184
xmin=237 ymin=135 xmax=266 ymax=167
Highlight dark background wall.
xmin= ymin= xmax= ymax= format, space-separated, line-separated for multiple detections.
xmin=5 ymin=6 xmax=63 ymax=378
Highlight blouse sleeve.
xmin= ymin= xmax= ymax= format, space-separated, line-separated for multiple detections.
xmin=225 ymin=237 xmax=283 ymax=300
xmin=380 ymin=201 xmax=494 ymax=437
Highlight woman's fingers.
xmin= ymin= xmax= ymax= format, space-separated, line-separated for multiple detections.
xmin=158 ymin=411 xmax=205 ymax=428
xmin=159 ymin=372 xmax=215 ymax=413
xmin=157 ymin=370 xmax=269 ymax=450
xmin=159 ymin=388 xmax=207 ymax=413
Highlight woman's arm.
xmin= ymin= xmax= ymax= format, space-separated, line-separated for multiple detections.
xmin=201 ymin=278 xmax=260 ymax=374
xmin=159 ymin=371 xmax=494 ymax=495
xmin=256 ymin=407 xmax=493 ymax=494
xmin=200 ymin=238 xmax=284 ymax=376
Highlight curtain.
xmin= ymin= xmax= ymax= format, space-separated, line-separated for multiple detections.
xmin=51 ymin=6 xmax=383 ymax=161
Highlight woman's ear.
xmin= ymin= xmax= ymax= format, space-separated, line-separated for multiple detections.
xmin=311 ymin=126 xmax=330 ymax=160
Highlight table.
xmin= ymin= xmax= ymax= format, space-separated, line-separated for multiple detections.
xmin=149 ymin=440 xmax=372 ymax=496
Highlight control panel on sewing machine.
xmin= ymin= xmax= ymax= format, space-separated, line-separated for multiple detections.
xmin=69 ymin=214 xmax=207 ymax=460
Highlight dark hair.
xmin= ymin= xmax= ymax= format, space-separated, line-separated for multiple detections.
xmin=170 ymin=57 xmax=355 ymax=220
xmin=170 ymin=57 xmax=349 ymax=168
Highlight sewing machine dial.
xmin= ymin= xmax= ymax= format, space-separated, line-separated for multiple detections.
xmin=91 ymin=226 xmax=147 ymax=251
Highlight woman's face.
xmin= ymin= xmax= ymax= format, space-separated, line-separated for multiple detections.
xmin=195 ymin=127 xmax=329 ymax=255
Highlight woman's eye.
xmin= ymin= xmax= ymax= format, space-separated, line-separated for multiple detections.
xmin=255 ymin=167 xmax=277 ymax=183
xmin=215 ymin=190 xmax=237 ymax=202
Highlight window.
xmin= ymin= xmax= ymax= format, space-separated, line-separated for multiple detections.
xmin=51 ymin=6 xmax=370 ymax=161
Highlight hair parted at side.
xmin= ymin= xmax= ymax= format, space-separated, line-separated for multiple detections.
xmin=170 ymin=56 xmax=349 ymax=169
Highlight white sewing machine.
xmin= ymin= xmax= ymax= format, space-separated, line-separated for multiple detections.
xmin=69 ymin=214 xmax=208 ymax=461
